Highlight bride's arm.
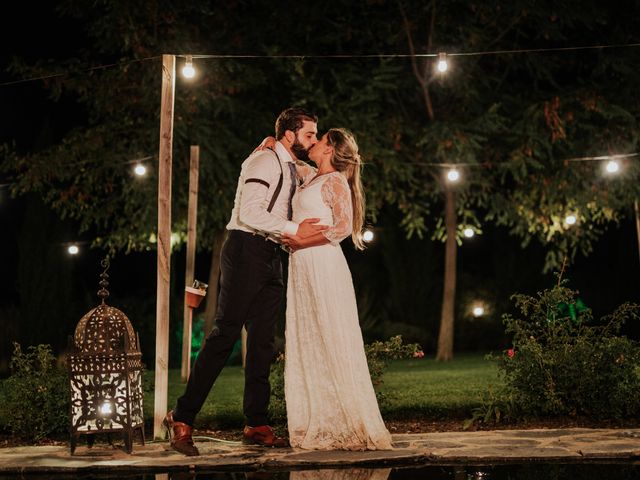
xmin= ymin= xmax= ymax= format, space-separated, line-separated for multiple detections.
xmin=282 ymin=175 xmax=353 ymax=252
xmin=320 ymin=174 xmax=353 ymax=245
xmin=252 ymin=136 xmax=276 ymax=153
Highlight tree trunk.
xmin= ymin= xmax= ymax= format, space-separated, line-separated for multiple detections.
xmin=436 ymin=187 xmax=457 ymax=361
xmin=203 ymin=230 xmax=226 ymax=336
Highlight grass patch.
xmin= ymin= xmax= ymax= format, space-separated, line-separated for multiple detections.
xmin=143 ymin=353 xmax=501 ymax=429
xmin=379 ymin=354 xmax=502 ymax=420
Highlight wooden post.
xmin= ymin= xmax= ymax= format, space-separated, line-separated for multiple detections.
xmin=181 ymin=146 xmax=200 ymax=382
xmin=154 ymin=54 xmax=175 ymax=439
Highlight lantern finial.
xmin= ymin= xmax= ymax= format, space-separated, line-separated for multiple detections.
xmin=97 ymin=257 xmax=110 ymax=304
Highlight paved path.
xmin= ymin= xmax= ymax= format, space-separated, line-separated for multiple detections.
xmin=0 ymin=429 xmax=639 ymax=474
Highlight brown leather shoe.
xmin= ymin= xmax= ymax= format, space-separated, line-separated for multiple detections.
xmin=163 ymin=411 xmax=200 ymax=456
xmin=243 ymin=425 xmax=289 ymax=448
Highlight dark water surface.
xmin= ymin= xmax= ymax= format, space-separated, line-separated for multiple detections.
xmin=2 ymin=463 xmax=639 ymax=480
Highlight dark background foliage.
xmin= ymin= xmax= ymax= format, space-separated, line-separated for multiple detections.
xmin=1 ymin=0 xmax=639 ymax=372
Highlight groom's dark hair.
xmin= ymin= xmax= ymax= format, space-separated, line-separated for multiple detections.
xmin=275 ymin=107 xmax=318 ymax=140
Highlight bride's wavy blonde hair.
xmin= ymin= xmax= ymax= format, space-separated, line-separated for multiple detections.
xmin=326 ymin=128 xmax=366 ymax=250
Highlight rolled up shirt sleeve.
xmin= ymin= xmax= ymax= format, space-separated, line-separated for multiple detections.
xmin=238 ymin=152 xmax=298 ymax=236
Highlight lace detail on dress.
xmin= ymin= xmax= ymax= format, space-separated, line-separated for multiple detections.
xmin=296 ymin=161 xmax=317 ymax=184
xmin=285 ymin=169 xmax=392 ymax=452
xmin=320 ymin=173 xmax=352 ymax=244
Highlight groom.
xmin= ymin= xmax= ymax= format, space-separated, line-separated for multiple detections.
xmin=164 ymin=107 xmax=323 ymax=456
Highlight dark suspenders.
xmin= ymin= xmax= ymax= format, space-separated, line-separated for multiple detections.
xmin=266 ymin=148 xmax=284 ymax=213
xmin=244 ymin=148 xmax=286 ymax=213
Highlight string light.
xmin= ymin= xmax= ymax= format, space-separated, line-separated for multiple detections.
xmin=463 ymin=228 xmax=475 ymax=238
xmin=67 ymin=244 xmax=79 ymax=255
xmin=4 ymin=43 xmax=640 ymax=88
xmin=436 ymin=52 xmax=448 ymax=73
xmin=134 ymin=164 xmax=147 ymax=176
xmin=446 ymin=168 xmax=460 ymax=183
xmin=605 ymin=160 xmax=620 ymax=174
xmin=182 ymin=55 xmax=195 ymax=79
xmin=472 ymin=306 xmax=485 ymax=317
xmin=564 ymin=214 xmax=577 ymax=226
xmin=362 ymin=229 xmax=375 ymax=243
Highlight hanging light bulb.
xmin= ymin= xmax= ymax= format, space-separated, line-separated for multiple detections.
xmin=605 ymin=160 xmax=620 ymax=174
xmin=463 ymin=227 xmax=475 ymax=238
xmin=564 ymin=214 xmax=577 ymax=226
xmin=134 ymin=164 xmax=147 ymax=176
xmin=436 ymin=52 xmax=448 ymax=73
xmin=68 ymin=245 xmax=79 ymax=255
xmin=182 ymin=55 xmax=195 ymax=79
xmin=446 ymin=168 xmax=460 ymax=182
xmin=362 ymin=229 xmax=375 ymax=243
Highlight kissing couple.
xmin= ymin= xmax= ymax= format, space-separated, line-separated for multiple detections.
xmin=164 ymin=107 xmax=392 ymax=454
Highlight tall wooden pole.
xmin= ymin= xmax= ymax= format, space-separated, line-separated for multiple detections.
xmin=154 ymin=54 xmax=175 ymax=439
xmin=181 ymin=146 xmax=200 ymax=382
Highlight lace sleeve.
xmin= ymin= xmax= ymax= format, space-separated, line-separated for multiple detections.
xmin=321 ymin=174 xmax=353 ymax=244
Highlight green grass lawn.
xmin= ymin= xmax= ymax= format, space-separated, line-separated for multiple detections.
xmin=144 ymin=353 xmax=502 ymax=428
xmin=378 ymin=354 xmax=502 ymax=420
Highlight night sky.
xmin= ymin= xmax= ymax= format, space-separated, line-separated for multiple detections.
xmin=1 ymin=3 xmax=639 ymax=368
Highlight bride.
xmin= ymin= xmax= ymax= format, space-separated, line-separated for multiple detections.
xmin=280 ymin=128 xmax=392 ymax=450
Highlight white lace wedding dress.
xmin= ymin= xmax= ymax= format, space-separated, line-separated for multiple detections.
xmin=285 ymin=171 xmax=393 ymax=451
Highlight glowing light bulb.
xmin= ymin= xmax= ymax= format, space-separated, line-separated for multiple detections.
xmin=446 ymin=168 xmax=460 ymax=182
xmin=565 ymin=214 xmax=577 ymax=226
xmin=605 ymin=160 xmax=620 ymax=174
xmin=472 ymin=306 xmax=485 ymax=317
xmin=100 ymin=402 xmax=112 ymax=415
xmin=134 ymin=164 xmax=147 ymax=176
xmin=362 ymin=229 xmax=374 ymax=243
xmin=68 ymin=245 xmax=79 ymax=255
xmin=182 ymin=55 xmax=195 ymax=79
xmin=463 ymin=228 xmax=474 ymax=238
xmin=436 ymin=52 xmax=448 ymax=73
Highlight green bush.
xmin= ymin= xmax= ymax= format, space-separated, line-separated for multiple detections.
xmin=269 ymin=335 xmax=422 ymax=424
xmin=0 ymin=343 xmax=69 ymax=441
xmin=473 ymin=281 xmax=640 ymax=425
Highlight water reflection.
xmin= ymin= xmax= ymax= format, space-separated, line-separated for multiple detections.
xmin=2 ymin=464 xmax=639 ymax=480
xmin=289 ymin=469 xmax=391 ymax=480
xmin=153 ymin=470 xmax=389 ymax=480
xmin=147 ymin=464 xmax=640 ymax=480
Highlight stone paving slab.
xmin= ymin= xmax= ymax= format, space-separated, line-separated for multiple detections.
xmin=0 ymin=429 xmax=638 ymax=473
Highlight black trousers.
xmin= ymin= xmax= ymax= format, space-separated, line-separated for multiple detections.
xmin=173 ymin=230 xmax=284 ymax=427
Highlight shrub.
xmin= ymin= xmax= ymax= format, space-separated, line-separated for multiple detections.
xmin=269 ymin=335 xmax=422 ymax=424
xmin=0 ymin=343 xmax=69 ymax=441
xmin=472 ymin=281 xmax=640 ymax=425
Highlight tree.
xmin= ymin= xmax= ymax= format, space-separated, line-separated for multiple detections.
xmin=2 ymin=0 xmax=639 ymax=362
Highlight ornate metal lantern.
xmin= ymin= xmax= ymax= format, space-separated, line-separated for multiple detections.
xmin=68 ymin=258 xmax=145 ymax=454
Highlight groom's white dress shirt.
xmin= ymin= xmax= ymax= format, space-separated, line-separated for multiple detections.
xmin=226 ymin=141 xmax=299 ymax=239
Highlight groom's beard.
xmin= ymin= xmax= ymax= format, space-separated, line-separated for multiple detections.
xmin=291 ymin=138 xmax=311 ymax=162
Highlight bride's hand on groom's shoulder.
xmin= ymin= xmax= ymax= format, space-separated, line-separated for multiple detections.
xmin=252 ymin=136 xmax=277 ymax=153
